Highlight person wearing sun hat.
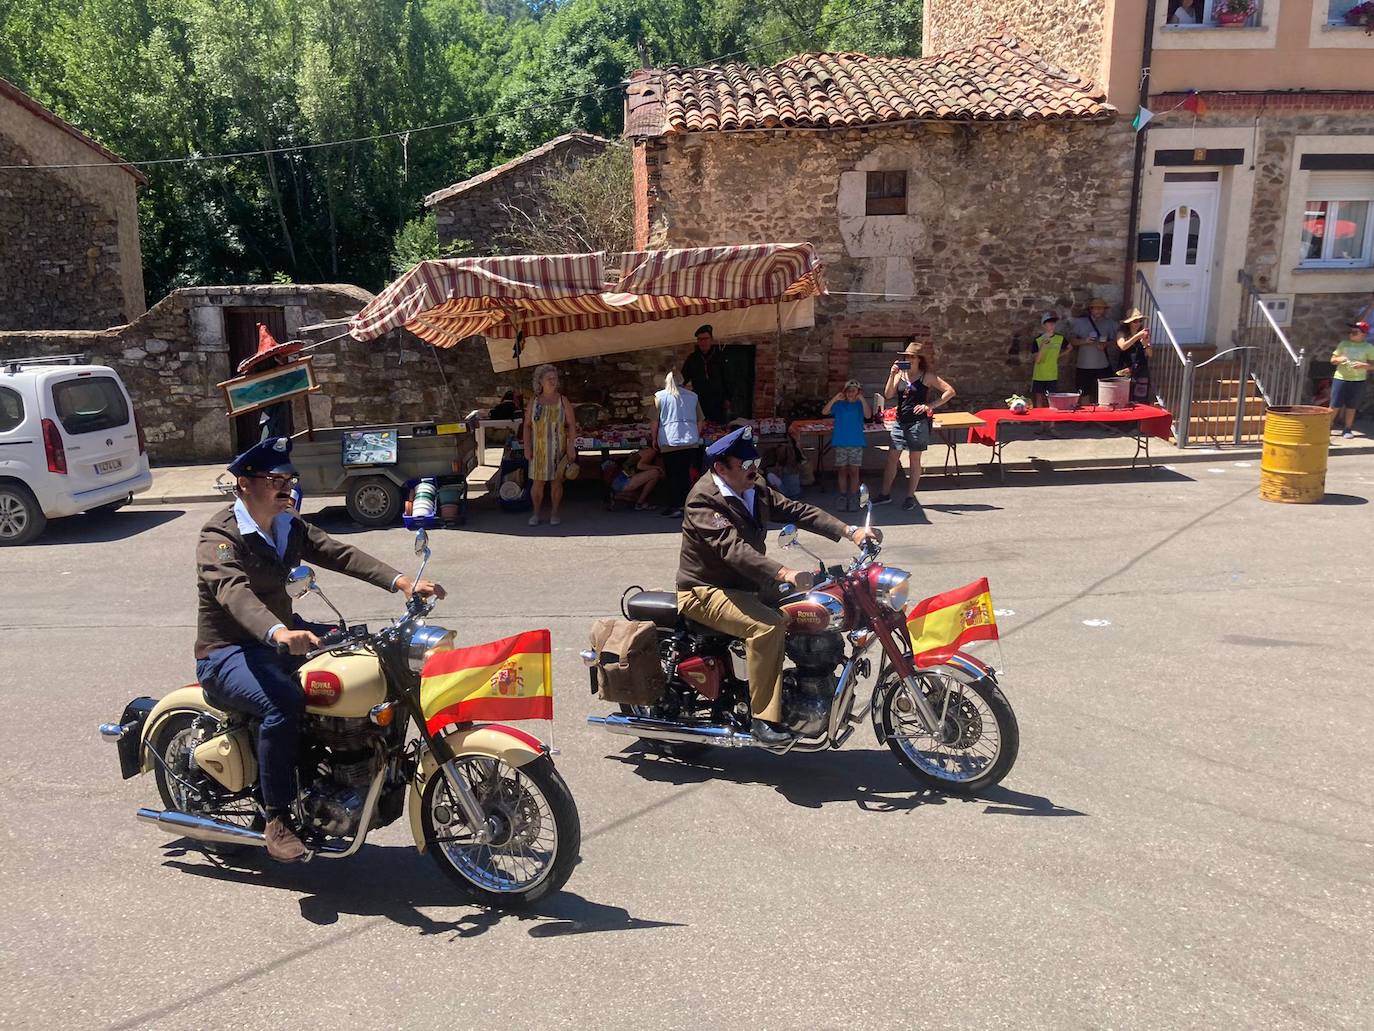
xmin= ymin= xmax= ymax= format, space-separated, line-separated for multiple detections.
xmin=675 ymin=425 xmax=882 ymax=745
xmin=1068 ymin=298 xmax=1118 ymax=397
xmin=1114 ymin=307 xmax=1154 ymax=404
xmin=1330 ymin=320 xmax=1374 ymax=438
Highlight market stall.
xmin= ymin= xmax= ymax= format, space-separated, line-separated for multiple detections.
xmin=969 ymin=403 xmax=1172 ymax=480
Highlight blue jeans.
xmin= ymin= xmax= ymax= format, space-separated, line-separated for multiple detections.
xmin=197 ymin=643 xmax=305 ymax=810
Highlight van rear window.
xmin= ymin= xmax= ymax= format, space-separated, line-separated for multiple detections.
xmin=51 ymin=377 xmax=130 ymax=435
xmin=0 ymin=387 xmax=22 ymax=433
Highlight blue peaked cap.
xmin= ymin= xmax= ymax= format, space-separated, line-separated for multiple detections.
xmin=228 ymin=436 xmax=295 ymax=476
xmin=704 ymin=425 xmax=759 ymax=463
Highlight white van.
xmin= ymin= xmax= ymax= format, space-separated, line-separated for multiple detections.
xmin=0 ymin=356 xmax=153 ymax=544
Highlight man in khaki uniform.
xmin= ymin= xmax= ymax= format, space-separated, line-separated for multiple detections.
xmin=676 ymin=426 xmax=881 ymax=744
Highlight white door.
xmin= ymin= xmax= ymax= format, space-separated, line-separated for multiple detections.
xmin=1155 ymin=172 xmax=1220 ymax=345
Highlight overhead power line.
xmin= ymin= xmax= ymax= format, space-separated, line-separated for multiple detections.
xmin=0 ymin=0 xmax=903 ymax=173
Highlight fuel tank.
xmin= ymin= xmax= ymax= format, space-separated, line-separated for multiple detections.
xmin=779 ymin=584 xmax=848 ymax=635
xmin=299 ymin=649 xmax=387 ymax=718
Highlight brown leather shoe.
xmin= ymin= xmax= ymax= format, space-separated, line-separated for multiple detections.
xmin=265 ymin=816 xmax=307 ymax=863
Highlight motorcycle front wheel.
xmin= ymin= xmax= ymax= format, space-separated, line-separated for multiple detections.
xmin=879 ymin=665 xmax=1019 ymax=794
xmin=420 ymin=753 xmax=579 ymax=908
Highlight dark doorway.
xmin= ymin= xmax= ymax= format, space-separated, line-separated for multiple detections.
xmin=223 ymin=307 xmax=289 ymax=452
xmin=719 ymin=344 xmax=755 ymax=419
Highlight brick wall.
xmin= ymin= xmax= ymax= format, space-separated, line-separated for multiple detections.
xmin=0 ymin=135 xmax=129 ymax=331
xmin=923 ymin=0 xmax=1109 ymax=88
xmin=649 ymin=120 xmax=1134 ymax=409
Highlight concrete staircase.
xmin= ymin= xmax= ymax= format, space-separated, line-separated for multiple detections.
xmin=1173 ymin=351 xmax=1266 ymax=446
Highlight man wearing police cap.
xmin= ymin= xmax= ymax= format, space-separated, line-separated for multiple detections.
xmin=194 ymin=437 xmax=445 ymax=861
xmin=676 ymin=426 xmax=882 ymax=744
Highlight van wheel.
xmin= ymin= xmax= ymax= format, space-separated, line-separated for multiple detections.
xmin=345 ymin=477 xmax=402 ymax=528
xmin=0 ymin=483 xmax=45 ymax=546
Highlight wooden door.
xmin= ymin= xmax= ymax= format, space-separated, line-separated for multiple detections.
xmin=223 ymin=307 xmax=289 ymax=452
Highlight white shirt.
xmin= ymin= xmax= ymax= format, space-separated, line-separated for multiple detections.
xmin=711 ymin=472 xmax=757 ymax=515
xmin=234 ymin=498 xmax=293 ymax=643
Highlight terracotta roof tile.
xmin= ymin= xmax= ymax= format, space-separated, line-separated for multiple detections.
xmin=626 ymin=35 xmax=1111 ymax=137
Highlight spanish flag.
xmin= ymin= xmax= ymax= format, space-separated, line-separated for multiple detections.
xmin=906 ymin=578 xmax=998 ymax=666
xmin=420 ymin=629 xmax=552 ymax=732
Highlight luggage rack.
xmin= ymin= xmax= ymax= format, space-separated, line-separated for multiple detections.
xmin=3 ymin=354 xmax=87 ymax=374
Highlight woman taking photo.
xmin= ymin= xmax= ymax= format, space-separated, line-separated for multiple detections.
xmin=522 ymin=364 xmax=577 ymax=526
xmin=876 ymin=341 xmax=956 ymax=512
xmin=1115 ymin=309 xmax=1153 ymax=404
xmin=650 ymin=370 xmax=705 ymax=518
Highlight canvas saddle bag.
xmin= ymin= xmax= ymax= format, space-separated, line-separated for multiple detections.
xmin=587 ymin=618 xmax=664 ymax=705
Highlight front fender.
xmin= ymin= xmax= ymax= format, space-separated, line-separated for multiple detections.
xmin=408 ymin=723 xmax=547 ymax=854
xmin=870 ymin=650 xmax=999 ymax=746
xmin=140 ymin=686 xmax=224 ymax=774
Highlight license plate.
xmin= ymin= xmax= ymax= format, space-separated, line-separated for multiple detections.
xmin=95 ymin=459 xmax=123 ymax=475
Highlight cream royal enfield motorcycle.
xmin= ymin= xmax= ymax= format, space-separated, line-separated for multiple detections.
xmin=99 ymin=529 xmax=579 ymax=907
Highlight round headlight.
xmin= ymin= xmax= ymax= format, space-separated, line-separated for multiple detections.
xmin=408 ymin=625 xmax=455 ymax=672
xmin=874 ymin=567 xmax=911 ymax=611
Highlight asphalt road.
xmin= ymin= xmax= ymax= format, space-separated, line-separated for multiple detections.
xmin=2 ymin=457 xmax=1372 ymax=1030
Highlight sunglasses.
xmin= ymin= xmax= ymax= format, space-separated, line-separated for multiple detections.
xmin=253 ymin=473 xmax=300 ymax=490
xmin=740 ymin=457 xmax=760 ymax=471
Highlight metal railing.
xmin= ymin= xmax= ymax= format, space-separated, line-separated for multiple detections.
xmin=1187 ymin=346 xmax=1261 ymax=446
xmin=1237 ymin=269 xmax=1307 ymax=407
xmin=1134 ymin=271 xmax=1193 ymax=445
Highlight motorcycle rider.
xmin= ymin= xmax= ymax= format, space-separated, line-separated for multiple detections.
xmin=676 ymin=426 xmax=881 ymax=744
xmin=194 ymin=437 xmax=445 ymax=862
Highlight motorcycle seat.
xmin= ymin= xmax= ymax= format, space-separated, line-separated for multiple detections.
xmin=624 ymin=590 xmax=679 ymax=629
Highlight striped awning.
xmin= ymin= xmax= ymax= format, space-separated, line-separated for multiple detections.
xmin=347 ymin=244 xmax=825 ymax=371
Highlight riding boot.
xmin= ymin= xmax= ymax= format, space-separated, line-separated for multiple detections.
xmin=265 ymin=816 xmax=307 ymax=863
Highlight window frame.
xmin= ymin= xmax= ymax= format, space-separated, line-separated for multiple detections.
xmin=48 ymin=376 xmax=131 ymax=436
xmin=0 ymin=386 xmax=24 ymax=434
xmin=1163 ymin=0 xmax=1262 ymax=28
xmin=1297 ymin=198 xmax=1374 ymax=269
xmin=865 ymin=171 xmax=908 ymax=217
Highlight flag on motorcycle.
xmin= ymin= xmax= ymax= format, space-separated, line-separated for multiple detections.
xmin=419 ymin=629 xmax=553 ymax=731
xmin=905 ymin=577 xmax=998 ymax=666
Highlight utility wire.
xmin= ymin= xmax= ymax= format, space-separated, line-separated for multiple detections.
xmin=0 ymin=0 xmax=903 ymax=173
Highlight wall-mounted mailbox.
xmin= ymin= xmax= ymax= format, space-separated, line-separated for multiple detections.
xmin=1136 ymin=232 xmax=1162 ymax=263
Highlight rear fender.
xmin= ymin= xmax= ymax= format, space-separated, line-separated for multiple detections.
xmin=139 ymin=686 xmax=224 ymax=774
xmin=408 ymin=723 xmax=547 ymax=854
xmin=870 ymin=650 xmax=999 ymax=746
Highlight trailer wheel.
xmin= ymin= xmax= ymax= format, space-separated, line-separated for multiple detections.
xmin=345 ymin=477 xmax=402 ymax=528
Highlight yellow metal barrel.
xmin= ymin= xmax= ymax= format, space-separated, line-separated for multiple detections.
xmin=1259 ymin=405 xmax=1334 ymax=504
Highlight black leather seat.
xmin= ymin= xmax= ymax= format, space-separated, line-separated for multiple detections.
xmin=625 ymin=590 xmax=679 ymax=628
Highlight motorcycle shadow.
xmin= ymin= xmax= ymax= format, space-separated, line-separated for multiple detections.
xmin=613 ymin=744 xmax=1084 ymax=817
xmin=159 ymin=843 xmax=683 ymax=939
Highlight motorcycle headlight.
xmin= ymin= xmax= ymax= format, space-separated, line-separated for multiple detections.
xmin=874 ymin=567 xmax=911 ymax=611
xmin=407 ymin=625 xmax=455 ymax=673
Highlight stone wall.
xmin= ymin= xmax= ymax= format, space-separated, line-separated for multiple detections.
xmin=0 ymin=282 xmax=690 ymax=464
xmin=923 ymin=0 xmax=1109 ymax=87
xmin=0 ymin=134 xmax=129 ymax=331
xmin=643 ymin=118 xmax=1134 ymax=407
xmin=427 ymin=134 xmax=608 ymax=252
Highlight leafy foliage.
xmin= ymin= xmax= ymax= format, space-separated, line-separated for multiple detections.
xmin=0 ymin=0 xmax=921 ymax=299
xmin=500 ymin=145 xmax=634 ymax=254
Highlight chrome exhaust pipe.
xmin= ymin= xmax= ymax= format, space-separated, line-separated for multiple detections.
xmin=136 ymin=807 xmax=267 ymax=848
xmin=587 ymin=712 xmax=760 ymax=748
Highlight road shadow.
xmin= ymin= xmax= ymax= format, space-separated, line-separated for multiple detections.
xmin=969 ymin=463 xmax=1195 ymax=488
xmin=29 ymin=507 xmax=183 ymax=545
xmin=1316 ymin=492 xmax=1368 ymax=506
xmin=610 ymin=744 xmax=1085 ymax=817
xmin=158 ymin=842 xmax=681 ymax=939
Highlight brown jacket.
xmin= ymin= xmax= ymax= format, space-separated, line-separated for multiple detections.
xmin=195 ymin=505 xmax=402 ymax=659
xmin=676 ymin=472 xmax=849 ymax=592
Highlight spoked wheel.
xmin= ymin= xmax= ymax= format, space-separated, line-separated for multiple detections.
xmin=421 ymin=753 xmax=579 ymax=907
xmin=151 ymin=713 xmax=263 ymax=850
xmin=879 ymin=664 xmax=1019 ymax=794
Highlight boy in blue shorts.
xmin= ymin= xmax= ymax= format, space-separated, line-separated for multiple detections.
xmin=823 ymin=379 xmax=873 ymax=512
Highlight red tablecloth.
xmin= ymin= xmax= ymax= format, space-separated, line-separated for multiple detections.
xmin=968 ymin=405 xmax=1172 ymax=446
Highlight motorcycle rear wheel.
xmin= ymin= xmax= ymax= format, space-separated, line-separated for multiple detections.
xmin=151 ymin=712 xmax=264 ymax=851
xmin=421 ymin=753 xmax=579 ymax=908
xmin=879 ymin=667 xmax=1019 ymax=794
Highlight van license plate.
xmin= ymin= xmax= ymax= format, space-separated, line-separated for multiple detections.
xmin=95 ymin=459 xmax=123 ymax=474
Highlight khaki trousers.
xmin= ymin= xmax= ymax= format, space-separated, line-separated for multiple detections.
xmin=677 ymin=587 xmax=786 ymax=723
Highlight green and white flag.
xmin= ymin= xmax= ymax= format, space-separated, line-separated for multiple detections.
xmin=1132 ymin=107 xmax=1154 ymax=132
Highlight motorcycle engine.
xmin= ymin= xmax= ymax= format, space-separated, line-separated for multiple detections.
xmin=781 ymin=633 xmax=845 ymax=737
xmin=301 ymin=716 xmax=385 ymax=837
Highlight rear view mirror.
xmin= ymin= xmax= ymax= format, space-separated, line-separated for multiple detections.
xmin=778 ymin=524 xmax=798 ymax=549
xmin=414 ymin=528 xmax=430 ymax=557
xmin=858 ymin=485 xmax=870 ymax=509
xmin=286 ymin=565 xmax=316 ymax=600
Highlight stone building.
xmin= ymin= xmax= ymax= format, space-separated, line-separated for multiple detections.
xmin=0 ymin=77 xmax=146 ymax=331
xmin=927 ymin=0 xmax=1374 ymax=364
xmin=425 ymin=131 xmax=609 ymax=253
xmin=624 ymin=37 xmax=1132 ymax=413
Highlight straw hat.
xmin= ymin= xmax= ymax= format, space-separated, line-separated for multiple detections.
xmin=1087 ymin=297 xmax=1109 ymax=309
xmin=903 ymin=341 xmax=925 ymax=355
xmin=1122 ymin=308 xmax=1146 ymax=324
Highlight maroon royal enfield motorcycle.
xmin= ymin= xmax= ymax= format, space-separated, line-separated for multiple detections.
xmin=585 ymin=487 xmax=1019 ymax=793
